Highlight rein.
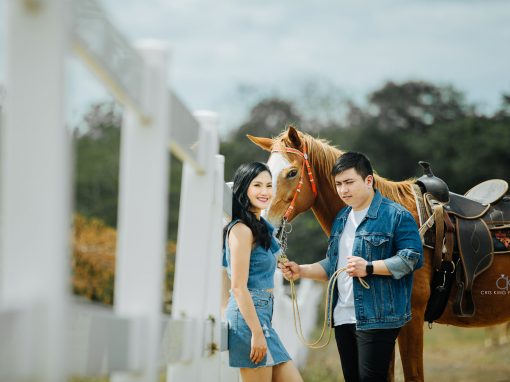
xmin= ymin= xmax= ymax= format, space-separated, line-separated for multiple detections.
xmin=276 ymin=220 xmax=370 ymax=349
xmin=271 ymin=143 xmax=318 ymax=221
xmin=271 ymin=141 xmax=370 ymax=348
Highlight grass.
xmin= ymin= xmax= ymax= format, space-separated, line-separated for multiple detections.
xmin=69 ymin=324 xmax=510 ymax=381
xmin=302 ymin=323 xmax=510 ymax=382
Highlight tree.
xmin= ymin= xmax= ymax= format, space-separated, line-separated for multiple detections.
xmin=416 ymin=117 xmax=510 ymax=192
xmin=222 ymin=98 xmax=304 ymax=180
xmin=74 ymin=102 xmax=122 ymax=227
xmin=234 ymin=98 xmax=302 ymax=138
xmin=493 ymin=93 xmax=510 ymax=120
xmin=74 ymin=102 xmax=182 ymax=240
xmin=366 ymin=81 xmax=473 ymax=131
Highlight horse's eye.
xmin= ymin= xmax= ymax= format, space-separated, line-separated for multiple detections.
xmin=287 ymin=169 xmax=298 ymax=179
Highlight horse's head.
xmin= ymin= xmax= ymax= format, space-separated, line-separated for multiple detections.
xmin=247 ymin=126 xmax=318 ymax=228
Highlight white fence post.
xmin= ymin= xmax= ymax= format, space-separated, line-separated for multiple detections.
xmin=167 ymin=112 xmax=227 ymax=381
xmin=0 ymin=1 xmax=71 ymax=381
xmin=1 ymin=1 xmax=237 ymax=380
xmin=113 ymin=41 xmax=170 ymax=381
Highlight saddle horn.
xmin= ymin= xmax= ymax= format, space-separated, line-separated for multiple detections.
xmin=417 ymin=161 xmax=450 ymax=203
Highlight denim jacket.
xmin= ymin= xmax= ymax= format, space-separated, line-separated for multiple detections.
xmin=223 ymin=217 xmax=281 ymax=290
xmin=319 ymin=190 xmax=423 ymax=330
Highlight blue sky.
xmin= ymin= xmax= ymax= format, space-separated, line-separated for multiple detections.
xmin=1 ymin=0 xmax=509 ymax=134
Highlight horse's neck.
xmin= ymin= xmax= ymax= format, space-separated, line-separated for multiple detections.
xmin=309 ymin=145 xmax=344 ymax=236
xmin=307 ymin=141 xmax=417 ymax=236
xmin=311 ymin=189 xmax=342 ymax=236
xmin=311 ymin=176 xmax=418 ymax=236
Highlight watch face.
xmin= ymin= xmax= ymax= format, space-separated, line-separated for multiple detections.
xmin=366 ymin=262 xmax=374 ymax=275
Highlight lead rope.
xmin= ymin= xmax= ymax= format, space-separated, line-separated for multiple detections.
xmin=276 ymin=220 xmax=370 ymax=349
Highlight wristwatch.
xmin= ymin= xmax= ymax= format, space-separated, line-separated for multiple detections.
xmin=366 ymin=261 xmax=374 ymax=275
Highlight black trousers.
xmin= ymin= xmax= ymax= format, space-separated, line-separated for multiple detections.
xmin=334 ymin=324 xmax=400 ymax=382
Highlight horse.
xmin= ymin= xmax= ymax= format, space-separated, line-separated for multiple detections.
xmin=247 ymin=126 xmax=510 ymax=381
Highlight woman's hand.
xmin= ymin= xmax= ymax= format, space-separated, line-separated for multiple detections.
xmin=250 ymin=330 xmax=268 ymax=364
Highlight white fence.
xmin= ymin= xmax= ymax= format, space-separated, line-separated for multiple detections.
xmin=0 ymin=1 xmax=320 ymax=381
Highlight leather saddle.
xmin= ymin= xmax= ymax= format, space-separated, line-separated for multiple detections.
xmin=416 ymin=162 xmax=509 ymax=320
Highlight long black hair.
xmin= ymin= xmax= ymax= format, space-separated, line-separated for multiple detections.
xmin=224 ymin=162 xmax=272 ymax=250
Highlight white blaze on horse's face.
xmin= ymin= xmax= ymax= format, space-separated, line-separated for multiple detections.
xmin=263 ymin=152 xmax=291 ymax=220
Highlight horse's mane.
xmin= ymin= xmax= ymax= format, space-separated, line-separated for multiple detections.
xmin=374 ymin=176 xmax=416 ymax=210
xmin=275 ymin=128 xmax=417 ymax=210
xmin=303 ymin=134 xmax=343 ymax=191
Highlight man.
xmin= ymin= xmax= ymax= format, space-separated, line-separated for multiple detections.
xmin=280 ymin=152 xmax=423 ymax=382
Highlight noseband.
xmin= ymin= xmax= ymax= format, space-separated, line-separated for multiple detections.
xmin=271 ymin=143 xmax=318 ymax=221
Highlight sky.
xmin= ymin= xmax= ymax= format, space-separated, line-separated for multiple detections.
xmin=1 ymin=0 xmax=510 ymax=134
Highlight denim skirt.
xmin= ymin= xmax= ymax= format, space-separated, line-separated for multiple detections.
xmin=225 ymin=289 xmax=292 ymax=368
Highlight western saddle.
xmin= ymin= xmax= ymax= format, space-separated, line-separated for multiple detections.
xmin=415 ymin=162 xmax=510 ymax=323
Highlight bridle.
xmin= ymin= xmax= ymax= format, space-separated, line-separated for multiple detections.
xmin=271 ymin=143 xmax=318 ymax=221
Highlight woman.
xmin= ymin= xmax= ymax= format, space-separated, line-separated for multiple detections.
xmin=223 ymin=162 xmax=303 ymax=382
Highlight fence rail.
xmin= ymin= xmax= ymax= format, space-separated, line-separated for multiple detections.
xmin=0 ymin=0 xmax=236 ymax=381
xmin=0 ymin=1 xmax=319 ymax=381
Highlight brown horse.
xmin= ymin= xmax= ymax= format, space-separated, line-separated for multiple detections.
xmin=248 ymin=126 xmax=510 ymax=381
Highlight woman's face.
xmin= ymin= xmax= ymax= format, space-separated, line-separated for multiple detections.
xmin=247 ymin=170 xmax=273 ymax=214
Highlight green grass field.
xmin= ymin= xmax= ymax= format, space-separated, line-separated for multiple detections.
xmin=302 ymin=323 xmax=510 ymax=382
xmin=70 ymin=323 xmax=510 ymax=381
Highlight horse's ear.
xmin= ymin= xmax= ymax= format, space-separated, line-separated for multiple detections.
xmin=287 ymin=125 xmax=303 ymax=149
xmin=246 ymin=134 xmax=273 ymax=152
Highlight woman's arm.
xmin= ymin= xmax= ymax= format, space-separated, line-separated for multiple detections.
xmin=228 ymin=223 xmax=267 ymax=364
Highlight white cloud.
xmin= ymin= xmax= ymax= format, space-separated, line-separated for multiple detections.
xmin=1 ymin=0 xmax=509 ymax=132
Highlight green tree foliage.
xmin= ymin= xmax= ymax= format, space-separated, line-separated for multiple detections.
xmin=415 ymin=116 xmax=510 ymax=192
xmin=74 ymin=103 xmax=122 ymax=227
xmin=366 ymin=81 xmax=473 ymax=131
xmin=74 ymin=102 xmax=182 ymax=241
xmin=222 ymin=97 xmax=303 ymax=181
xmin=74 ymin=81 xmax=510 ymax=268
xmin=222 ymin=81 xmax=510 ymax=265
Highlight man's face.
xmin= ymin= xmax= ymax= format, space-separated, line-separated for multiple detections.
xmin=334 ymin=168 xmax=374 ymax=210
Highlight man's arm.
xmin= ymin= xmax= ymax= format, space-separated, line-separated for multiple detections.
xmin=345 ymin=210 xmax=423 ymax=279
xmin=279 ymin=261 xmax=329 ymax=282
xmin=383 ymin=210 xmax=423 ymax=279
xmin=344 ymin=255 xmax=392 ymax=277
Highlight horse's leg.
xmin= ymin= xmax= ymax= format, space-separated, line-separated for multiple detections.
xmin=484 ymin=326 xmax=499 ymax=348
xmin=387 ymin=346 xmax=396 ymax=382
xmin=398 ymin=264 xmax=431 ymax=382
xmin=504 ymin=322 xmax=510 ymax=344
xmin=398 ymin=316 xmax=424 ymax=381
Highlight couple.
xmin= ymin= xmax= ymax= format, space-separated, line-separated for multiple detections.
xmin=223 ymin=152 xmax=423 ymax=382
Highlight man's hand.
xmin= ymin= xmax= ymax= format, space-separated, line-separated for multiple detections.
xmin=278 ymin=260 xmax=301 ymax=281
xmin=346 ymin=256 xmax=368 ymax=277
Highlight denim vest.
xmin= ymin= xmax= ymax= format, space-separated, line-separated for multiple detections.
xmin=319 ymin=190 xmax=423 ymax=330
xmin=223 ymin=217 xmax=281 ymax=290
